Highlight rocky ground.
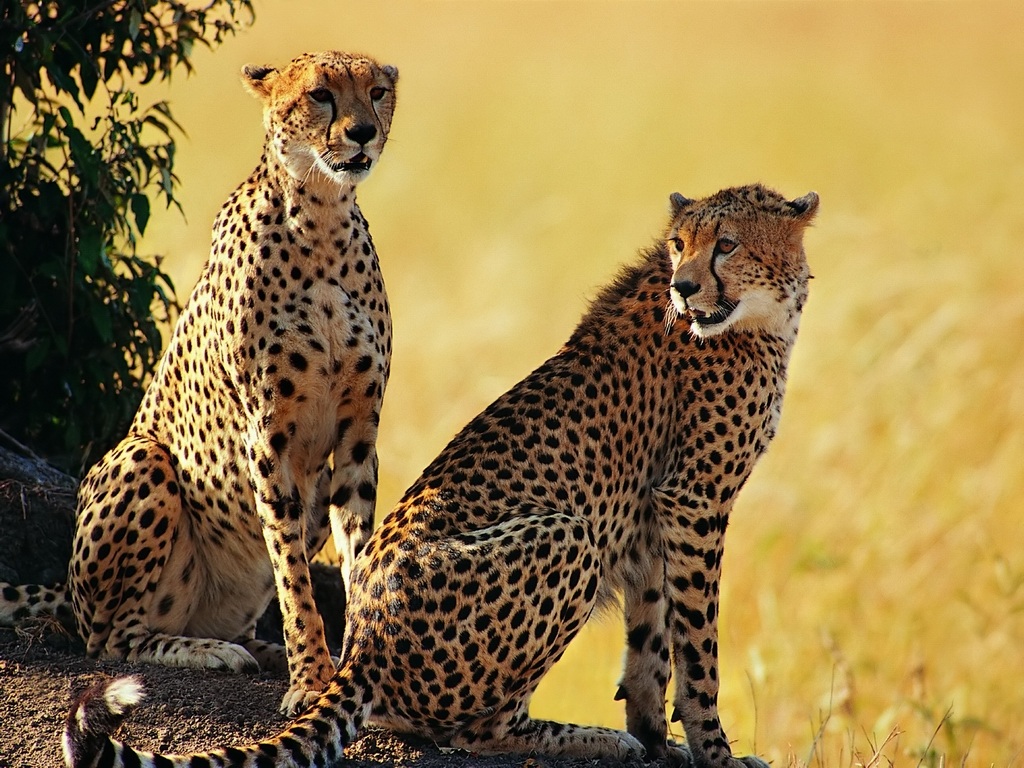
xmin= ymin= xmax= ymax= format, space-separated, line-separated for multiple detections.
xmin=0 ymin=621 xmax=653 ymax=768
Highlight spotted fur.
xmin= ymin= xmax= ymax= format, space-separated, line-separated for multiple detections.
xmin=62 ymin=184 xmax=818 ymax=768
xmin=2 ymin=50 xmax=399 ymax=717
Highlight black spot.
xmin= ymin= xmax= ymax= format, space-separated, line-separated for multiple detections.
xmin=157 ymin=595 xmax=174 ymax=616
xmin=270 ymin=432 xmax=288 ymax=454
xmin=627 ymin=623 xmax=652 ymax=650
xmin=351 ymin=441 xmax=370 ymax=464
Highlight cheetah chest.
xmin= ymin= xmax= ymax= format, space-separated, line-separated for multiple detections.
xmin=249 ymin=273 xmax=390 ymax=469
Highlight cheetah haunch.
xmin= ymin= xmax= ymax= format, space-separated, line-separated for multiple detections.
xmin=1 ymin=51 xmax=398 ymax=716
xmin=64 ymin=184 xmax=818 ymax=768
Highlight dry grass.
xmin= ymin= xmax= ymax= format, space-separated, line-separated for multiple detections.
xmin=140 ymin=3 xmax=1024 ymax=765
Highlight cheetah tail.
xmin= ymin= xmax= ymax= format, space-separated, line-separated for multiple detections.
xmin=63 ymin=672 xmax=372 ymax=768
xmin=0 ymin=581 xmax=75 ymax=629
xmin=63 ymin=676 xmax=146 ymax=768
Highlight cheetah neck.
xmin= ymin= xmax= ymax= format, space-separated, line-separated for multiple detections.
xmin=228 ymin=151 xmax=380 ymax=277
xmin=261 ymin=148 xmax=362 ymax=223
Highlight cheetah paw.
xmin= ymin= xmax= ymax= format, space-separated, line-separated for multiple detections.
xmin=661 ymin=742 xmax=694 ymax=767
xmin=224 ymin=646 xmax=260 ymax=673
xmin=612 ymin=731 xmax=646 ymax=760
xmin=185 ymin=641 xmax=260 ymax=674
xmin=279 ymin=684 xmax=325 ymax=717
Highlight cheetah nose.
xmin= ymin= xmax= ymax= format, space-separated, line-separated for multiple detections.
xmin=672 ymin=279 xmax=701 ymax=299
xmin=345 ymin=122 xmax=377 ymax=146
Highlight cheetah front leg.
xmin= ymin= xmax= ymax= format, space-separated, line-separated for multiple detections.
xmin=661 ymin=494 xmax=768 ymax=768
xmin=247 ymin=445 xmax=335 ymax=716
xmin=326 ymin=416 xmax=380 ymax=596
xmin=616 ymin=524 xmax=691 ymax=764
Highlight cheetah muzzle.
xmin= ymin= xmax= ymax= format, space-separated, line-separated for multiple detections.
xmin=62 ymin=183 xmax=818 ymax=768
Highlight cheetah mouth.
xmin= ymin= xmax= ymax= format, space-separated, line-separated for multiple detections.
xmin=687 ymin=302 xmax=736 ymax=329
xmin=331 ymin=152 xmax=372 ymax=173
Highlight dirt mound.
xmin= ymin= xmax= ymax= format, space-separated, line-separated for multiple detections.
xmin=0 ymin=625 xmax=643 ymax=768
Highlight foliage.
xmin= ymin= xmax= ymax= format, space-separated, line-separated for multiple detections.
xmin=0 ymin=0 xmax=254 ymax=473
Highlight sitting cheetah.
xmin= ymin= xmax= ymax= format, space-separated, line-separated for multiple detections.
xmin=63 ymin=184 xmax=818 ymax=768
xmin=0 ymin=51 xmax=398 ymax=716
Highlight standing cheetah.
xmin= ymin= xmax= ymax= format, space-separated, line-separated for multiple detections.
xmin=1 ymin=51 xmax=398 ymax=716
xmin=63 ymin=184 xmax=818 ymax=768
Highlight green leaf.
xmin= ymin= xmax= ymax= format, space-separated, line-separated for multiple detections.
xmin=89 ymin=297 xmax=114 ymax=343
xmin=59 ymin=110 xmax=102 ymax=187
xmin=80 ymin=61 xmax=99 ymax=100
xmin=103 ymin=54 xmax=119 ymax=81
xmin=77 ymin=230 xmax=105 ymax=275
xmin=160 ymin=167 xmax=174 ymax=198
xmin=151 ymin=101 xmax=185 ymax=131
xmin=129 ymin=9 xmax=142 ymax=40
xmin=131 ymin=194 xmax=151 ymax=235
xmin=37 ymin=259 xmax=62 ymax=280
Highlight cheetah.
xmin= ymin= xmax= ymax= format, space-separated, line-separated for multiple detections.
xmin=62 ymin=184 xmax=818 ymax=768
xmin=1 ymin=51 xmax=399 ymax=716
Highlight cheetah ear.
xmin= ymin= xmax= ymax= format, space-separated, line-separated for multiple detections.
xmin=786 ymin=191 xmax=820 ymax=222
xmin=669 ymin=192 xmax=693 ymax=215
xmin=381 ymin=64 xmax=399 ymax=84
xmin=242 ymin=64 xmax=278 ymax=100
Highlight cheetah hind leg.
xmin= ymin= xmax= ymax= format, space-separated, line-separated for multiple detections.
xmin=72 ymin=436 xmax=257 ymax=674
xmin=451 ymin=699 xmax=645 ymax=761
xmin=431 ymin=511 xmax=643 ymax=761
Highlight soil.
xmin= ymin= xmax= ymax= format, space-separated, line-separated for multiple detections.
xmin=0 ymin=622 xmax=647 ymax=768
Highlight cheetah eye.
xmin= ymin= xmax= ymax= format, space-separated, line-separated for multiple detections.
xmin=309 ymin=87 xmax=333 ymax=104
xmin=669 ymin=237 xmax=685 ymax=253
xmin=715 ymin=238 xmax=738 ymax=256
xmin=369 ymin=86 xmax=387 ymax=101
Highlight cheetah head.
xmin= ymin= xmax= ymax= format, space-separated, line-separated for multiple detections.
xmin=666 ymin=184 xmax=818 ymax=339
xmin=242 ymin=51 xmax=398 ymax=187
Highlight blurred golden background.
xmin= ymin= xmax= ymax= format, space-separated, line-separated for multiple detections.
xmin=142 ymin=2 xmax=1023 ymax=765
